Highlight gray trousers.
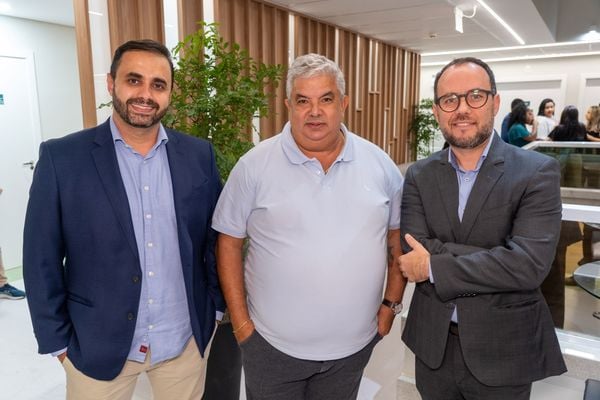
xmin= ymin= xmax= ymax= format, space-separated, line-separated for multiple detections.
xmin=415 ymin=328 xmax=532 ymax=400
xmin=240 ymin=331 xmax=381 ymax=400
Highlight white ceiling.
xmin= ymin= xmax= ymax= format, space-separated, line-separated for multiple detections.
xmin=1 ymin=0 xmax=599 ymax=63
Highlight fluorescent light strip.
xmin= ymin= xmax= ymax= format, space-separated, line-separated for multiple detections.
xmin=475 ymin=0 xmax=525 ymax=45
xmin=423 ymin=39 xmax=600 ymax=56
xmin=421 ymin=50 xmax=600 ymax=67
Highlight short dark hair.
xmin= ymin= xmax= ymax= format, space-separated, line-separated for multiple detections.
xmin=511 ymin=98 xmax=524 ymax=110
xmin=433 ymin=57 xmax=497 ymax=100
xmin=110 ymin=39 xmax=174 ymax=84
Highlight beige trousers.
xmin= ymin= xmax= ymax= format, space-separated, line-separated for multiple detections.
xmin=63 ymin=337 xmax=211 ymax=400
xmin=0 ymin=246 xmax=7 ymax=286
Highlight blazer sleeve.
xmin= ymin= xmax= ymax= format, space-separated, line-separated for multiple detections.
xmin=23 ymin=142 xmax=72 ymax=354
xmin=403 ymin=157 xmax=562 ymax=302
xmin=205 ymin=144 xmax=226 ymax=313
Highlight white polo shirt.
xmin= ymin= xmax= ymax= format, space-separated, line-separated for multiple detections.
xmin=212 ymin=122 xmax=403 ymax=360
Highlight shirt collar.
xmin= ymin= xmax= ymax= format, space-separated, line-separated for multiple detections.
xmin=281 ymin=121 xmax=355 ymax=165
xmin=109 ymin=116 xmax=169 ymax=151
xmin=448 ymin=132 xmax=494 ymax=173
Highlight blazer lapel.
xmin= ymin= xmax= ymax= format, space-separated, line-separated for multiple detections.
xmin=165 ymin=131 xmax=194 ymax=276
xmin=435 ymin=150 xmax=462 ymax=241
xmin=458 ymin=136 xmax=505 ymax=243
xmin=91 ymin=121 xmax=139 ymax=261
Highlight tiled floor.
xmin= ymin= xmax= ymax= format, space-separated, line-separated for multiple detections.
xmin=1 ymin=278 xmax=598 ymax=399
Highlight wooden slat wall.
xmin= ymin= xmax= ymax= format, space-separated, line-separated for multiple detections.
xmin=72 ymin=0 xmax=97 ymax=128
xmin=294 ymin=16 xmax=336 ymax=59
xmin=177 ymin=0 xmax=203 ymax=39
xmin=290 ymin=13 xmax=420 ymax=164
xmin=215 ymin=0 xmax=289 ymax=139
xmin=106 ymin=0 xmax=164 ymax=53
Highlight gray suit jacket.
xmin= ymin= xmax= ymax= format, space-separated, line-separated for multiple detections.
xmin=401 ymin=135 xmax=567 ymax=386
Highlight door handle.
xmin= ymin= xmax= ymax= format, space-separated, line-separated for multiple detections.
xmin=23 ymin=160 xmax=35 ymax=170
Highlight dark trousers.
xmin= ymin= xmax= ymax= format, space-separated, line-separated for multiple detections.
xmin=415 ymin=328 xmax=532 ymax=400
xmin=202 ymin=323 xmax=242 ymax=400
xmin=240 ymin=331 xmax=380 ymax=400
xmin=541 ymin=220 xmax=582 ymax=328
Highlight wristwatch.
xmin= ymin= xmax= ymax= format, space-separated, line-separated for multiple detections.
xmin=382 ymin=298 xmax=403 ymax=315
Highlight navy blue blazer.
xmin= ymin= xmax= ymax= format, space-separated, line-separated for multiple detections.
xmin=23 ymin=120 xmax=225 ymax=380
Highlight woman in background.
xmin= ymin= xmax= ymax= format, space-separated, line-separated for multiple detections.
xmin=508 ymin=102 xmax=537 ymax=147
xmin=536 ymin=98 xmax=558 ymax=140
xmin=585 ymin=105 xmax=600 ymax=142
xmin=549 ymin=105 xmax=587 ymax=141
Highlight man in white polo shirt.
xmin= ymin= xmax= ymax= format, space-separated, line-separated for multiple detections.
xmin=212 ymin=53 xmax=405 ymax=400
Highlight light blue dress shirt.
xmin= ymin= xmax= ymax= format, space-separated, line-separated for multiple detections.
xmin=110 ymin=118 xmax=192 ymax=365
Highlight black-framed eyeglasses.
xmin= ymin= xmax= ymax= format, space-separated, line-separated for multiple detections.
xmin=435 ymin=88 xmax=495 ymax=113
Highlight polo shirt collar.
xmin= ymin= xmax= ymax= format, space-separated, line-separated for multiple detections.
xmin=281 ymin=121 xmax=355 ymax=165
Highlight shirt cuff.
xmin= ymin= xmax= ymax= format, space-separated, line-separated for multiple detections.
xmin=51 ymin=347 xmax=67 ymax=357
xmin=429 ymin=261 xmax=434 ymax=284
xmin=216 ymin=311 xmax=224 ymax=322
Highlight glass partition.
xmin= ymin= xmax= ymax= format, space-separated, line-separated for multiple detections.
xmin=525 ymin=141 xmax=600 ymax=339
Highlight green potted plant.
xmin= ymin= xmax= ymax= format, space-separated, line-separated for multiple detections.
xmin=410 ymin=98 xmax=440 ymax=159
xmin=163 ymin=22 xmax=284 ymax=180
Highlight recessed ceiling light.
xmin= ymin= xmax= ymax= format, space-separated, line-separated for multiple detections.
xmin=475 ymin=0 xmax=525 ymax=45
xmin=421 ymin=50 xmax=600 ymax=67
xmin=422 ymin=39 xmax=600 ymax=56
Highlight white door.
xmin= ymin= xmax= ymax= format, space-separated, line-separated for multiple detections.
xmin=0 ymin=51 xmax=42 ymax=269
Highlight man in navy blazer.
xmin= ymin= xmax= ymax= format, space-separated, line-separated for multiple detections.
xmin=398 ymin=58 xmax=566 ymax=399
xmin=23 ymin=40 xmax=224 ymax=399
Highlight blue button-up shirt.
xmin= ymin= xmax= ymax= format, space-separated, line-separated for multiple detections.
xmin=110 ymin=118 xmax=192 ymax=365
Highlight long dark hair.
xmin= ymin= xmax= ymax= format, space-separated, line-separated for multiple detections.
xmin=508 ymin=102 xmax=528 ymax=129
xmin=549 ymin=105 xmax=586 ymax=141
xmin=537 ymin=98 xmax=554 ymax=117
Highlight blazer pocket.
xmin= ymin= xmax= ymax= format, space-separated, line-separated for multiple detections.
xmin=67 ymin=292 xmax=94 ymax=307
xmin=494 ymin=298 xmax=539 ymax=310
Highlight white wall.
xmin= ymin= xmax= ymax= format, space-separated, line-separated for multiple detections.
xmin=420 ymin=55 xmax=600 ymax=147
xmin=0 ymin=16 xmax=83 ymax=140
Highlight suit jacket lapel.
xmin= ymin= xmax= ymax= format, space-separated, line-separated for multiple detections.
xmin=165 ymin=131 xmax=193 ymax=275
xmin=435 ymin=150 xmax=462 ymax=241
xmin=91 ymin=121 xmax=139 ymax=261
xmin=458 ymin=135 xmax=505 ymax=243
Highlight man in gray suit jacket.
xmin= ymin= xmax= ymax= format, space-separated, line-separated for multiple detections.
xmin=399 ymin=57 xmax=566 ymax=399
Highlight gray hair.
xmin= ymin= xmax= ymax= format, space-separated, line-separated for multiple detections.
xmin=286 ymin=53 xmax=346 ymax=98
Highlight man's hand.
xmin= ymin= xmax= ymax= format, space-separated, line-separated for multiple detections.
xmin=57 ymin=352 xmax=67 ymax=364
xmin=398 ymin=233 xmax=430 ymax=282
xmin=232 ymin=319 xmax=255 ymax=344
xmin=377 ymin=304 xmax=394 ymax=336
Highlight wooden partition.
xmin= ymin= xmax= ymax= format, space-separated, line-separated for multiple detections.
xmin=177 ymin=0 xmax=203 ymax=39
xmin=292 ymin=11 xmax=421 ymax=163
xmin=72 ymin=0 xmax=97 ymax=127
xmin=106 ymin=0 xmax=164 ymax=52
xmin=294 ymin=15 xmax=336 ymax=59
xmin=215 ymin=0 xmax=289 ymax=138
